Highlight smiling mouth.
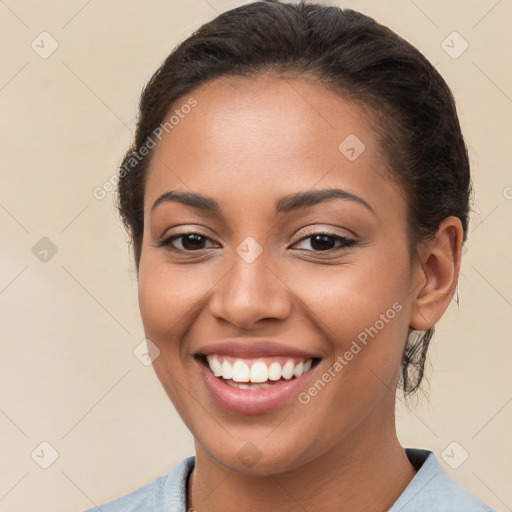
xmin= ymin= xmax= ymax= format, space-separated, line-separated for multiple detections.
xmin=195 ymin=354 xmax=322 ymax=390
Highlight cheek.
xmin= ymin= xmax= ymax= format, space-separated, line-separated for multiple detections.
xmin=137 ymin=261 xmax=197 ymax=412
xmin=137 ymin=260 xmax=190 ymax=386
xmin=288 ymin=246 xmax=410 ymax=389
xmin=137 ymin=254 xmax=226 ymax=372
xmin=286 ymin=251 xmax=409 ymax=341
xmin=293 ymin=274 xmax=409 ymax=425
xmin=137 ymin=257 xmax=204 ymax=336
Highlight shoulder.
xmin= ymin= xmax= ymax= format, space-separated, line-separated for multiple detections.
xmin=390 ymin=449 xmax=496 ymax=512
xmin=81 ymin=456 xmax=195 ymax=512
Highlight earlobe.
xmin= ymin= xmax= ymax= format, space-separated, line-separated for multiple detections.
xmin=409 ymin=217 xmax=464 ymax=331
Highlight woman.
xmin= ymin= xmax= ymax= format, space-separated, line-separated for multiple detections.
xmin=85 ymin=1 xmax=495 ymax=510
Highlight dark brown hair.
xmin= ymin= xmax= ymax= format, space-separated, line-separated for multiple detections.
xmin=116 ymin=0 xmax=471 ymax=395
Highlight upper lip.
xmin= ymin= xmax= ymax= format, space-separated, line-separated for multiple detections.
xmin=195 ymin=340 xmax=321 ymax=360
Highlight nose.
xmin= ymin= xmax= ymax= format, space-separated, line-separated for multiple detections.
xmin=208 ymin=250 xmax=292 ymax=329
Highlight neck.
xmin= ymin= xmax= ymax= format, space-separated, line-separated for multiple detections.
xmin=187 ymin=420 xmax=417 ymax=512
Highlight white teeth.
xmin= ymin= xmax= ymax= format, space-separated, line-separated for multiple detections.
xmin=229 ymin=382 xmax=272 ymax=390
xmin=268 ymin=361 xmax=282 ymax=381
xmin=232 ymin=360 xmax=250 ymax=382
xmin=209 ymin=356 xmax=222 ymax=377
xmin=221 ymin=359 xmax=233 ymax=380
xmin=281 ymin=360 xmax=295 ymax=380
xmin=250 ymin=362 xmax=269 ymax=383
xmin=293 ymin=361 xmax=305 ymax=378
xmin=206 ymin=355 xmax=315 ymax=384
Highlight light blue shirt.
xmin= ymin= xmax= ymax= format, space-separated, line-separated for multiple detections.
xmin=83 ymin=448 xmax=496 ymax=511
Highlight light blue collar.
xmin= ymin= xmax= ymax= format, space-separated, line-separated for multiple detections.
xmin=156 ymin=449 xmax=494 ymax=511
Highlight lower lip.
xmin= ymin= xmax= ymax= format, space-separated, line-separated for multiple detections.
xmin=198 ymin=360 xmax=316 ymax=416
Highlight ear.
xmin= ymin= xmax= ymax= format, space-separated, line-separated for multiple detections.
xmin=409 ymin=216 xmax=464 ymax=331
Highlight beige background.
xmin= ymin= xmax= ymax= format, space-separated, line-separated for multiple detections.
xmin=0 ymin=0 xmax=510 ymax=511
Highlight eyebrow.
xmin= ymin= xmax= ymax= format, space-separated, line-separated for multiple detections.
xmin=151 ymin=188 xmax=376 ymax=216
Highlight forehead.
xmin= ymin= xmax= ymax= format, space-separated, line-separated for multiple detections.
xmin=144 ymin=75 xmax=402 ymax=218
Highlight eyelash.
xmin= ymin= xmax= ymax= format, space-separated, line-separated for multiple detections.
xmin=154 ymin=231 xmax=357 ymax=254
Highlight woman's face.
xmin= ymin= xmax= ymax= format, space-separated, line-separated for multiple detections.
xmin=138 ymin=76 xmax=418 ymax=474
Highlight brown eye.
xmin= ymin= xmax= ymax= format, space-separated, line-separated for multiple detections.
xmin=157 ymin=232 xmax=217 ymax=252
xmin=292 ymin=233 xmax=356 ymax=252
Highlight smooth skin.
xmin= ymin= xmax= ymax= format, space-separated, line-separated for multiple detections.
xmin=137 ymin=75 xmax=463 ymax=512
